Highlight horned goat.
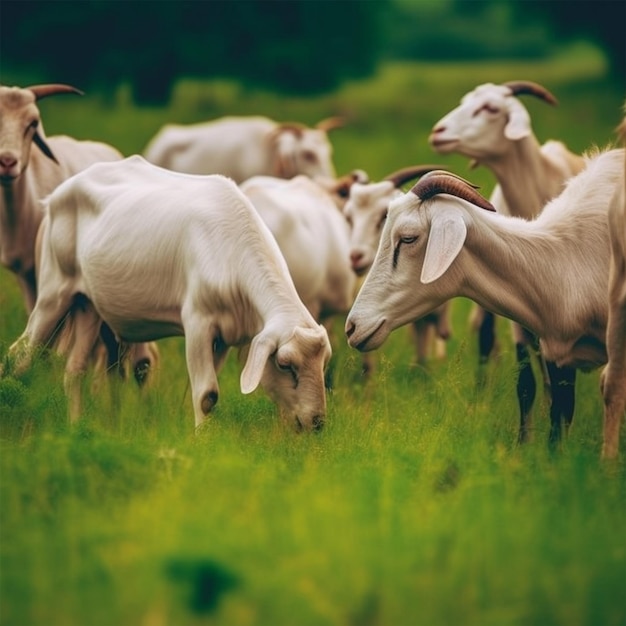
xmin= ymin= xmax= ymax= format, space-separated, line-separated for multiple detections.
xmin=430 ymin=80 xmax=586 ymax=443
xmin=0 ymin=83 xmax=158 ymax=386
xmin=346 ymin=152 xmax=624 ymax=456
xmin=601 ymin=110 xmax=626 ymax=459
xmin=143 ymin=115 xmax=343 ymax=183
xmin=343 ymin=165 xmax=451 ymax=365
xmin=3 ymin=156 xmax=331 ymax=430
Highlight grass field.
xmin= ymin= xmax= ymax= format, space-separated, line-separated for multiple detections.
xmin=1 ymin=48 xmax=625 ymax=626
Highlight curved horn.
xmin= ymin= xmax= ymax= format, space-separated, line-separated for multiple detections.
xmin=410 ymin=173 xmax=496 ymax=212
xmin=27 ymin=84 xmax=84 ymax=101
xmin=316 ymin=116 xmax=345 ymax=132
xmin=502 ymin=80 xmax=558 ymax=106
xmin=383 ymin=164 xmax=448 ymax=188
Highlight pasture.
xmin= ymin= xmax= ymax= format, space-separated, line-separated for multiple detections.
xmin=1 ymin=47 xmax=625 ymax=626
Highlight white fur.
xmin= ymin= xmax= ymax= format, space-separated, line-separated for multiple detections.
xmin=241 ymin=174 xmax=355 ymax=322
xmin=144 ymin=115 xmax=341 ymax=183
xmin=5 ymin=156 xmax=331 ymax=430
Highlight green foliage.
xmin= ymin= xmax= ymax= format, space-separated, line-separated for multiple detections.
xmin=1 ymin=55 xmax=625 ymax=626
xmin=0 ymin=0 xmax=388 ymax=104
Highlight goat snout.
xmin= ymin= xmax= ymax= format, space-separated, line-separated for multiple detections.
xmin=350 ymin=250 xmax=370 ymax=275
xmin=295 ymin=414 xmax=325 ymax=433
xmin=0 ymin=153 xmax=19 ymax=179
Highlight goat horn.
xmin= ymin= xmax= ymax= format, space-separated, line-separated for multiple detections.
xmin=410 ymin=173 xmax=496 ymax=212
xmin=27 ymin=84 xmax=84 ymax=100
xmin=419 ymin=169 xmax=482 ymax=189
xmin=383 ymin=165 xmax=448 ymax=188
xmin=316 ymin=116 xmax=345 ymax=132
xmin=502 ymin=80 xmax=558 ymax=106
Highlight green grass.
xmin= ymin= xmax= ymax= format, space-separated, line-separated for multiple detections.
xmin=1 ymin=50 xmax=625 ymax=626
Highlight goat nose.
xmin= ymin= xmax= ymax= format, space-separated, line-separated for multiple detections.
xmin=346 ymin=320 xmax=355 ymax=338
xmin=431 ymin=126 xmax=446 ymax=135
xmin=350 ymin=250 xmax=363 ymax=265
xmin=0 ymin=154 xmax=18 ymax=169
xmin=311 ymin=415 xmax=325 ymax=432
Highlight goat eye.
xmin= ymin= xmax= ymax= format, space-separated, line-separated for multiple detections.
xmin=473 ymin=103 xmax=500 ymax=117
xmin=400 ymin=235 xmax=417 ymax=244
xmin=277 ymin=362 xmax=298 ymax=388
xmin=25 ymin=120 xmax=39 ymax=135
xmin=302 ymin=150 xmax=317 ymax=163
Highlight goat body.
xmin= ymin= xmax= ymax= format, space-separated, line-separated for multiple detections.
xmin=5 ymin=156 xmax=331 ymax=430
xmin=144 ymin=115 xmax=342 ymax=183
xmin=241 ymin=174 xmax=355 ymax=322
xmin=346 ymin=150 xmax=624 ymax=454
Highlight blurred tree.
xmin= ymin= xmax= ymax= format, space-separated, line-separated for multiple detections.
xmin=455 ymin=0 xmax=625 ymax=80
xmin=0 ymin=0 xmax=388 ymax=104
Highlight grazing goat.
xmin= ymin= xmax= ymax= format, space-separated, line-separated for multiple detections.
xmin=0 ymin=82 xmax=158 ymax=385
xmin=601 ymin=110 xmax=626 ymax=459
xmin=430 ymin=80 xmax=586 ymax=443
xmin=3 ymin=156 xmax=331 ymax=430
xmin=343 ymin=165 xmax=451 ymax=365
xmin=143 ymin=115 xmax=343 ymax=183
xmin=346 ymin=153 xmax=624 ymax=455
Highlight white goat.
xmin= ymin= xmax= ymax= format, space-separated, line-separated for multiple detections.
xmin=343 ymin=165 xmax=451 ymax=365
xmin=346 ymin=154 xmax=624 ymax=455
xmin=429 ymin=80 xmax=586 ymax=443
xmin=3 ymin=156 xmax=331 ymax=430
xmin=240 ymin=174 xmax=356 ymax=322
xmin=0 ymin=83 xmax=158 ymax=385
xmin=143 ymin=115 xmax=344 ymax=183
xmin=601 ymin=111 xmax=626 ymax=459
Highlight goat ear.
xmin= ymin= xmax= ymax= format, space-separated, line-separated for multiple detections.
xmin=504 ymin=101 xmax=531 ymax=141
xmin=240 ymin=333 xmax=276 ymax=394
xmin=421 ymin=209 xmax=467 ymax=284
xmin=33 ymin=131 xmax=59 ymax=164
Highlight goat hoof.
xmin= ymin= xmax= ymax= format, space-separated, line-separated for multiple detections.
xmin=201 ymin=390 xmax=219 ymax=415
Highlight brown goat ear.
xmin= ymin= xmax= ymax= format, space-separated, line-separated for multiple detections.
xmin=33 ymin=132 xmax=59 ymax=164
xmin=316 ymin=116 xmax=345 ymax=132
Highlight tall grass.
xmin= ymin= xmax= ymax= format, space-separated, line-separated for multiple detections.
xmin=1 ymin=50 xmax=625 ymax=626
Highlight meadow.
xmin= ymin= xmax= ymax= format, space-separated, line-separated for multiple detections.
xmin=1 ymin=46 xmax=625 ymax=626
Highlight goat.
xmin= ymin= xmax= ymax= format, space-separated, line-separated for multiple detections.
xmin=240 ymin=174 xmax=355 ymax=323
xmin=0 ymin=83 xmax=158 ymax=386
xmin=3 ymin=156 xmax=331 ymax=430
xmin=0 ymin=83 xmax=121 ymax=310
xmin=601 ymin=110 xmax=626 ymax=459
xmin=429 ymin=80 xmax=587 ymax=443
xmin=143 ymin=115 xmax=344 ymax=183
xmin=346 ymin=153 xmax=624 ymax=455
xmin=343 ymin=164 xmax=451 ymax=365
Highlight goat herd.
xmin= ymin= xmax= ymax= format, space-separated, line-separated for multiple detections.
xmin=0 ymin=81 xmax=624 ymax=459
